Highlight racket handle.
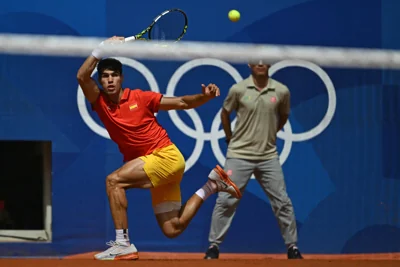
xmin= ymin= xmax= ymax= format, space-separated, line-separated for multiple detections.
xmin=125 ymin=36 xmax=136 ymax=42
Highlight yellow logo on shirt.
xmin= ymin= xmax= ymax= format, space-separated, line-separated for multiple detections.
xmin=129 ymin=104 xmax=138 ymax=110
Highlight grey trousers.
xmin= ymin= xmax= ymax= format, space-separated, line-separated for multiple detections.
xmin=208 ymin=157 xmax=298 ymax=247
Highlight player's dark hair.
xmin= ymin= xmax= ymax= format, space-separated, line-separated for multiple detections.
xmin=97 ymin=58 xmax=123 ymax=75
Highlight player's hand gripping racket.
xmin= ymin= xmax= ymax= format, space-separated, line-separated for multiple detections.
xmin=124 ymin=8 xmax=188 ymax=43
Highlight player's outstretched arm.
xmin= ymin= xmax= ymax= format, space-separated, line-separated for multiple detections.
xmin=76 ymin=55 xmax=101 ymax=104
xmin=159 ymin=83 xmax=220 ymax=111
xmin=77 ymin=36 xmax=125 ymax=104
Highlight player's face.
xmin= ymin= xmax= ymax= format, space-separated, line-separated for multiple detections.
xmin=99 ymin=70 xmax=123 ymax=95
xmin=248 ymin=61 xmax=270 ymax=77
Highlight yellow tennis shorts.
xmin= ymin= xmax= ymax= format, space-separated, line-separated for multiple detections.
xmin=139 ymin=144 xmax=185 ymax=207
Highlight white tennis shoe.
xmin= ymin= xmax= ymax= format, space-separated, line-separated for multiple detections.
xmin=94 ymin=241 xmax=138 ymax=260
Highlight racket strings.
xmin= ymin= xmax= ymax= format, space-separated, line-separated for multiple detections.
xmin=150 ymin=12 xmax=187 ymax=41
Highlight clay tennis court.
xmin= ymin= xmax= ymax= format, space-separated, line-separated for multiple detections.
xmin=1 ymin=252 xmax=399 ymax=267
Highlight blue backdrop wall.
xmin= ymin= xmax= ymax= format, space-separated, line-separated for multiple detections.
xmin=0 ymin=0 xmax=400 ymax=257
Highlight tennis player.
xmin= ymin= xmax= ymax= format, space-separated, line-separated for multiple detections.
xmin=76 ymin=36 xmax=242 ymax=260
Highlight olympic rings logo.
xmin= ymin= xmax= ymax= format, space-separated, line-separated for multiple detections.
xmin=77 ymin=58 xmax=336 ymax=178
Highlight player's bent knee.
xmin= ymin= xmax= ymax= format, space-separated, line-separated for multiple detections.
xmin=154 ymin=201 xmax=183 ymax=239
xmin=160 ymin=218 xmax=182 ymax=239
xmin=106 ymin=173 xmax=120 ymax=189
xmin=162 ymin=227 xmax=179 ymax=239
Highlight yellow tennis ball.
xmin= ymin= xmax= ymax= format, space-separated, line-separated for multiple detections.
xmin=228 ymin=10 xmax=240 ymax=22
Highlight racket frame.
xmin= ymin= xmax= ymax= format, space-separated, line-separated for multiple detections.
xmin=125 ymin=8 xmax=188 ymax=43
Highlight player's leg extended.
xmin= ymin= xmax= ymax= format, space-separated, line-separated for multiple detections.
xmin=254 ymin=157 xmax=303 ymax=259
xmin=153 ymin=165 xmax=242 ymax=239
xmin=94 ymin=158 xmax=152 ymax=260
xmin=147 ymin=145 xmax=242 ymax=238
xmin=205 ymin=158 xmax=255 ymax=259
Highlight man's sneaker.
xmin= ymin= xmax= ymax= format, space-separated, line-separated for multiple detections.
xmin=94 ymin=241 xmax=139 ymax=260
xmin=204 ymin=245 xmax=219 ymax=259
xmin=209 ymin=165 xmax=242 ymax=199
xmin=287 ymin=246 xmax=303 ymax=259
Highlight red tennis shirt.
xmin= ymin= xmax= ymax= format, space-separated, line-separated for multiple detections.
xmin=93 ymin=88 xmax=173 ymax=162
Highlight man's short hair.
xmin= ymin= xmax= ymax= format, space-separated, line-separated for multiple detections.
xmin=97 ymin=58 xmax=123 ymax=75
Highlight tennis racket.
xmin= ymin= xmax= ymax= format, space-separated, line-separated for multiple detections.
xmin=125 ymin=8 xmax=188 ymax=43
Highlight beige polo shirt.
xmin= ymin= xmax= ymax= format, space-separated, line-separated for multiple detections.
xmin=224 ymin=75 xmax=290 ymax=160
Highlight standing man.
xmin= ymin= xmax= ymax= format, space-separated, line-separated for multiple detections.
xmin=204 ymin=61 xmax=303 ymax=260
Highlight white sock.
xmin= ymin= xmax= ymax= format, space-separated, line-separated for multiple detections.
xmin=116 ymin=229 xmax=130 ymax=246
xmin=195 ymin=180 xmax=217 ymax=201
